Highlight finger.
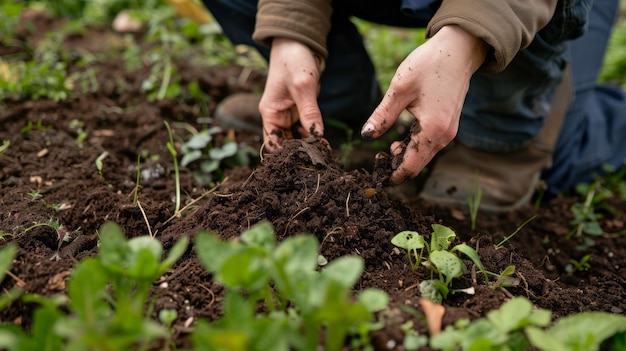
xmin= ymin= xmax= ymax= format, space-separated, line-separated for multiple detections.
xmin=389 ymin=134 xmax=432 ymax=185
xmin=361 ymin=86 xmax=408 ymax=140
xmin=291 ymin=84 xmax=324 ymax=138
xmin=262 ymin=108 xmax=295 ymax=151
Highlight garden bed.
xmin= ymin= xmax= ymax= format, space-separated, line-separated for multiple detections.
xmin=1 ymin=8 xmax=625 ymax=350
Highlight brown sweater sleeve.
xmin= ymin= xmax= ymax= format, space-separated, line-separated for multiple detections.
xmin=253 ymin=0 xmax=332 ymax=59
xmin=427 ymin=0 xmax=558 ymax=73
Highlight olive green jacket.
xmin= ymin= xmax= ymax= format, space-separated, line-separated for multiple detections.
xmin=252 ymin=0 xmax=558 ymax=73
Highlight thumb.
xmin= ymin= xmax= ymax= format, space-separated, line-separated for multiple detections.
xmin=361 ymin=89 xmax=406 ymax=140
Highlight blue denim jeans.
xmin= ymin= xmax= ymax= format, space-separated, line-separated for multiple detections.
xmin=202 ymin=0 xmax=626 ymax=193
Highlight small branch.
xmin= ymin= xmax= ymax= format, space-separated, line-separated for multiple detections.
xmin=345 ymin=191 xmax=351 ymax=218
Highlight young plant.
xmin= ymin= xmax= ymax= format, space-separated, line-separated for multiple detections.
xmin=23 ymin=219 xmax=71 ymax=261
xmin=564 ymin=254 xmax=591 ymax=276
xmin=193 ymin=221 xmax=389 ymax=351
xmin=0 ymin=222 xmax=190 ymax=351
xmin=180 ymin=125 xmax=257 ymax=186
xmin=467 ymin=175 xmax=482 ymax=231
xmin=391 ymin=224 xmax=489 ymax=303
xmin=0 ymin=139 xmax=9 ymax=154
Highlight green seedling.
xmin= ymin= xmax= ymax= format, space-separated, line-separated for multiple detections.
xmin=391 ymin=224 xmax=489 ymax=303
xmin=26 ymin=190 xmax=42 ymax=200
xmin=20 ymin=120 xmax=53 ymax=139
xmin=194 ymin=221 xmax=389 ymax=351
xmin=495 ymin=215 xmax=536 ymax=250
xmin=23 ymin=219 xmax=71 ymax=261
xmin=564 ymin=254 xmax=591 ymax=276
xmin=68 ymin=119 xmax=88 ymax=148
xmin=0 ymin=222 xmax=190 ymax=351
xmin=467 ymin=175 xmax=482 ymax=231
xmin=0 ymin=139 xmax=9 ymax=154
xmin=180 ymin=125 xmax=257 ymax=186
xmin=95 ymin=151 xmax=109 ymax=180
xmin=430 ymin=297 xmax=551 ymax=351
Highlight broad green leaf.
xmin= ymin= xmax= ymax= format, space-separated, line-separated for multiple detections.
xmin=357 ymin=289 xmax=389 ymax=313
xmin=430 ymin=224 xmax=456 ymax=251
xmin=181 ymin=149 xmax=202 ymax=167
xmin=0 ymin=243 xmax=17 ymax=282
xmin=391 ymin=231 xmax=425 ymax=250
xmin=128 ymin=236 xmax=163 ymax=262
xmin=526 ymin=327 xmax=569 ymax=351
xmin=17 ymin=306 xmax=63 ymax=351
xmin=66 ymin=258 xmax=110 ymax=320
xmin=200 ymin=159 xmax=220 ymax=173
xmin=98 ymin=221 xmax=131 ymax=270
xmin=127 ymin=248 xmax=161 ymax=281
xmin=195 ymin=231 xmax=239 ymax=273
xmin=538 ymin=312 xmax=626 ymax=350
xmin=321 ymin=255 xmax=363 ymax=289
xmin=241 ymin=221 xmax=276 ymax=252
xmin=273 ymin=235 xmax=319 ymax=275
xmin=419 ymin=280 xmax=442 ymax=303
xmin=429 ymin=250 xmax=466 ymax=283
xmin=487 ymin=297 xmax=532 ymax=333
xmin=220 ymin=249 xmax=269 ymax=291
xmin=185 ymin=132 xmax=212 ymax=150
xmin=210 ymin=141 xmax=238 ymax=160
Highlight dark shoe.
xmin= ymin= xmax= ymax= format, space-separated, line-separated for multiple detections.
xmin=419 ymin=65 xmax=573 ymax=213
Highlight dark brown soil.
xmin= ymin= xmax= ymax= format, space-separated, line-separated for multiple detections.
xmin=1 ymin=14 xmax=625 ymax=350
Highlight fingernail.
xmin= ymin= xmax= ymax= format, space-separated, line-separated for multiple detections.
xmin=361 ymin=122 xmax=377 ymax=139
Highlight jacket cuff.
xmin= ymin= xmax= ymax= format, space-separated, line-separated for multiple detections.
xmin=253 ymin=0 xmax=332 ymax=60
xmin=426 ymin=0 xmax=557 ymax=73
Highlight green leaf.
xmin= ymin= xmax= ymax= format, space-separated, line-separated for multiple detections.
xmin=391 ymin=231 xmax=425 ymax=250
xmin=195 ymin=231 xmax=239 ymax=273
xmin=66 ymin=258 xmax=110 ymax=320
xmin=357 ymin=289 xmax=389 ymax=313
xmin=185 ymin=132 xmax=212 ymax=149
xmin=429 ymin=250 xmax=466 ymax=283
xmin=537 ymin=312 xmax=626 ymax=350
xmin=210 ymin=141 xmax=238 ymax=160
xmin=526 ymin=327 xmax=569 ymax=351
xmin=419 ymin=280 xmax=442 ymax=303
xmin=200 ymin=159 xmax=220 ymax=173
xmin=181 ymin=149 xmax=202 ymax=167
xmin=220 ymin=249 xmax=269 ymax=291
xmin=0 ymin=243 xmax=17 ymax=284
xmin=321 ymin=255 xmax=363 ymax=290
xmin=98 ymin=221 xmax=131 ymax=270
xmin=430 ymin=224 xmax=456 ymax=251
xmin=159 ymin=236 xmax=189 ymax=274
xmin=241 ymin=221 xmax=276 ymax=252
xmin=487 ymin=297 xmax=550 ymax=335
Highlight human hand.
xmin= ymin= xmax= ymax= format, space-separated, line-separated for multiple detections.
xmin=259 ymin=38 xmax=324 ymax=151
xmin=361 ymin=25 xmax=488 ymax=184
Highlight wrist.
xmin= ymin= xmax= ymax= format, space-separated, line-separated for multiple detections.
xmin=434 ymin=25 xmax=488 ymax=73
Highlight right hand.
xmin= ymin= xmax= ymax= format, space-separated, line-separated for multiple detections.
xmin=259 ymin=38 xmax=324 ymax=150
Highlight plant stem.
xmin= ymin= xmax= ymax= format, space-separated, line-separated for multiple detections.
xmin=495 ymin=215 xmax=536 ymax=249
xmin=164 ymin=121 xmax=181 ymax=215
